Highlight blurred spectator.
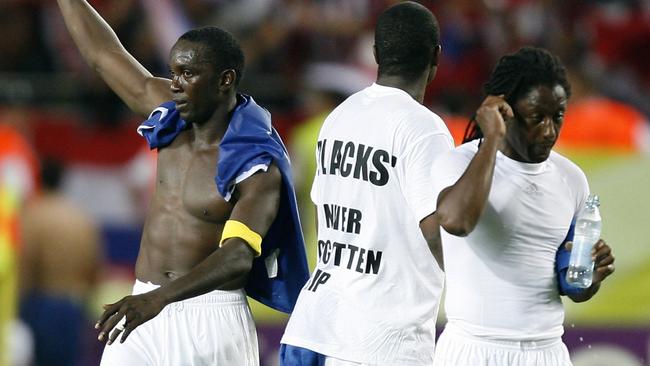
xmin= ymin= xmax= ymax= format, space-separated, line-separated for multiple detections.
xmin=41 ymin=0 xmax=165 ymax=124
xmin=557 ymin=65 xmax=650 ymax=153
xmin=19 ymin=158 xmax=102 ymax=366
xmin=0 ymin=3 xmax=52 ymax=73
xmin=0 ymin=106 xmax=38 ymax=366
xmin=582 ymin=0 xmax=650 ymax=116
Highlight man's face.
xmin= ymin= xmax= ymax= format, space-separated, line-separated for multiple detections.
xmin=169 ymin=40 xmax=219 ymax=124
xmin=503 ymin=84 xmax=568 ymax=163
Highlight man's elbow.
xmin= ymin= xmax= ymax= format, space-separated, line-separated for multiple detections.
xmin=225 ymin=243 xmax=256 ymax=277
xmin=438 ymin=212 xmax=476 ymax=237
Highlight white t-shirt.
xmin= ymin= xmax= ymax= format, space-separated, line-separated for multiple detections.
xmin=281 ymin=83 xmax=454 ymax=365
xmin=432 ymin=140 xmax=589 ymax=341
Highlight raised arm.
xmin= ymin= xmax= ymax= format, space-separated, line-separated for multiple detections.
xmin=96 ymin=165 xmax=282 ymax=344
xmin=435 ymin=95 xmax=509 ymax=236
xmin=57 ymin=0 xmax=172 ymax=117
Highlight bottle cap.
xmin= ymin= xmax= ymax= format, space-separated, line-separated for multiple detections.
xmin=586 ymin=194 xmax=600 ymax=209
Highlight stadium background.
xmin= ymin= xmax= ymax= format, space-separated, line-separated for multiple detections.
xmin=0 ymin=0 xmax=648 ymax=365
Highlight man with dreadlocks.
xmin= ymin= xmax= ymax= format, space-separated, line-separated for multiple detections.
xmin=431 ymin=47 xmax=616 ymax=366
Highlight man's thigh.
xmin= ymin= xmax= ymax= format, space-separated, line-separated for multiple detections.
xmin=101 ymin=301 xmax=259 ymax=366
xmin=99 ymin=325 xmax=154 ymax=366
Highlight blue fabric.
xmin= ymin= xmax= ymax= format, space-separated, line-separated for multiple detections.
xmin=136 ymin=101 xmax=189 ymax=149
xmin=20 ymin=292 xmax=86 ymax=366
xmin=217 ymin=95 xmax=309 ymax=313
xmin=138 ymin=95 xmax=309 ymax=313
xmin=556 ymin=219 xmax=587 ymax=296
xmin=279 ymin=344 xmax=327 ymax=366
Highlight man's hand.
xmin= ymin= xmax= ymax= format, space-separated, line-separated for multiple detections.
xmin=590 ymin=239 xmax=615 ymax=285
xmin=96 ymin=291 xmax=167 ymax=345
xmin=565 ymin=238 xmax=615 ymax=302
xmin=565 ymin=238 xmax=615 ymax=286
xmin=475 ymin=95 xmax=510 ymax=139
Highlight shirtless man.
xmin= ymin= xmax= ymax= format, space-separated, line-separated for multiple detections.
xmin=20 ymin=158 xmax=101 ymax=366
xmin=57 ymin=1 xmax=308 ymax=365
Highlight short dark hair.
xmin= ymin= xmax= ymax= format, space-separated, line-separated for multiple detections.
xmin=464 ymin=47 xmax=572 ymax=142
xmin=375 ymin=1 xmax=440 ymax=81
xmin=179 ymin=27 xmax=245 ymax=85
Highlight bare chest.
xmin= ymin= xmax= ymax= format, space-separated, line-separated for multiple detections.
xmin=154 ymin=141 xmax=232 ymax=223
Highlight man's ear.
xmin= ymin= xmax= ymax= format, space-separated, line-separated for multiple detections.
xmin=431 ymin=44 xmax=441 ymax=66
xmin=219 ymin=69 xmax=237 ymax=91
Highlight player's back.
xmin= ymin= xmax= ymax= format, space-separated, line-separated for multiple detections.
xmin=22 ymin=193 xmax=100 ymax=297
xmin=282 ymin=83 xmax=453 ymax=365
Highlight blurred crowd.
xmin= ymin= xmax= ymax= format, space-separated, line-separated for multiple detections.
xmin=0 ymin=0 xmax=649 ymax=116
xmin=1 ymin=0 xmax=649 ymax=365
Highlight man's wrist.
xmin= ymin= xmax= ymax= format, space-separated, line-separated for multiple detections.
xmin=152 ymin=286 xmax=174 ymax=307
xmin=479 ymin=135 xmax=502 ymax=149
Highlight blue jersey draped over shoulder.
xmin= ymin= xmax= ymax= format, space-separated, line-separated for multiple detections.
xmin=137 ymin=95 xmax=309 ymax=313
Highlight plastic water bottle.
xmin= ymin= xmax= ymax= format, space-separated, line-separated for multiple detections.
xmin=566 ymin=195 xmax=602 ymax=288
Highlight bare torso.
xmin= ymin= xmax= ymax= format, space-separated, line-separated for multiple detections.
xmin=135 ymin=129 xmax=242 ymax=287
xmin=22 ymin=194 xmax=100 ymax=299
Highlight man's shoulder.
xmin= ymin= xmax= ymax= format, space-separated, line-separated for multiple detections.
xmin=397 ymin=104 xmax=452 ymax=140
xmin=453 ymin=140 xmax=480 ymax=155
xmin=431 ymin=140 xmax=476 ymax=172
xmin=549 ymin=151 xmax=584 ymax=173
xmin=549 ymin=150 xmax=588 ymax=184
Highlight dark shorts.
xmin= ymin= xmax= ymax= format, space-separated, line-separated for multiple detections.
xmin=279 ymin=344 xmax=327 ymax=366
xmin=20 ymin=292 xmax=86 ymax=366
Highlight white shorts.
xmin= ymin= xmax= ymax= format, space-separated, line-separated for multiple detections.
xmin=100 ymin=280 xmax=259 ymax=366
xmin=323 ymin=356 xmax=369 ymax=366
xmin=433 ymin=324 xmax=572 ymax=366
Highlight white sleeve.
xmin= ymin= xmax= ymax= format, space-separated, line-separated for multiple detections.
xmin=430 ymin=146 xmax=474 ymax=207
xmin=396 ymin=133 xmax=454 ymax=222
xmin=573 ymin=166 xmax=590 ymax=216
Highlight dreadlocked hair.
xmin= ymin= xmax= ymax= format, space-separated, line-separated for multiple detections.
xmin=463 ymin=47 xmax=571 ymax=143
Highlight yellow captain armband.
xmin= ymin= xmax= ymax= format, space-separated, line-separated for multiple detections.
xmin=219 ymin=220 xmax=262 ymax=257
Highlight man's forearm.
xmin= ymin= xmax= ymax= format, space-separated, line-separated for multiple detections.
xmin=436 ymin=136 xmax=500 ymax=236
xmin=57 ymin=0 xmax=169 ymax=116
xmin=57 ymin=0 xmax=125 ymax=69
xmin=153 ymin=240 xmax=254 ymax=306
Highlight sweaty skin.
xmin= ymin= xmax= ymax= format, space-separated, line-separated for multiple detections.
xmin=501 ymin=84 xmax=567 ymax=163
xmin=135 ymin=40 xmax=240 ymax=286
xmin=138 ymin=132 xmax=238 ymax=286
xmin=57 ymin=0 xmax=282 ymax=346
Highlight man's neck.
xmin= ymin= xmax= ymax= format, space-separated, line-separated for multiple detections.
xmin=191 ymin=95 xmax=237 ymax=148
xmin=375 ymin=74 xmax=428 ymax=104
